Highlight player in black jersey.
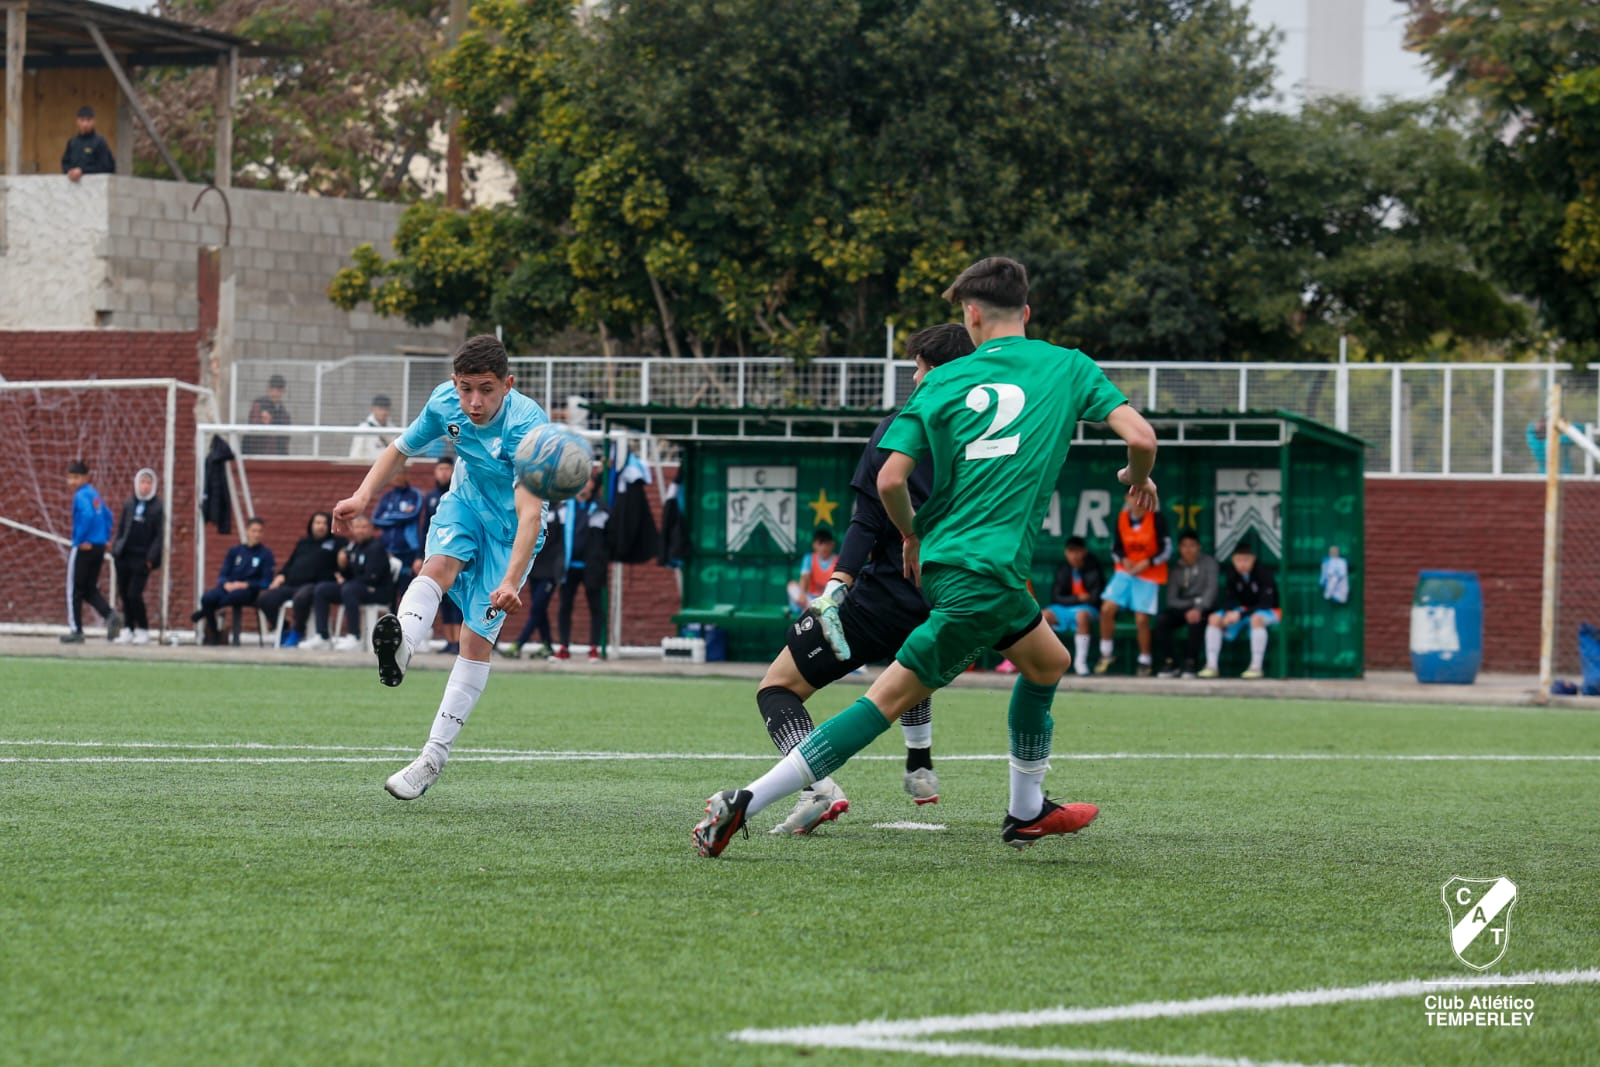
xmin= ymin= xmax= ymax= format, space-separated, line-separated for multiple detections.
xmin=755 ymin=323 xmax=975 ymax=834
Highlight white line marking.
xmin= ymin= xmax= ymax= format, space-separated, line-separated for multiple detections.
xmin=729 ymin=968 xmax=1600 ymax=1050
xmin=2 ymin=740 xmax=1596 ymax=763
xmin=871 ymin=821 xmax=947 ymax=831
xmin=799 ymin=1038 xmax=1356 ymax=1067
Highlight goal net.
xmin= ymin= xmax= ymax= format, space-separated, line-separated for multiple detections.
xmin=1537 ymin=383 xmax=1600 ymax=698
xmin=0 ymin=380 xmax=190 ymax=636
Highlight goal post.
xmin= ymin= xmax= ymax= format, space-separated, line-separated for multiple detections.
xmin=0 ymin=379 xmax=207 ymax=638
xmin=1537 ymin=384 xmax=1600 ymax=700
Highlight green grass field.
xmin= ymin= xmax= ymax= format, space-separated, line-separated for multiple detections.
xmin=3 ymin=656 xmax=1596 ymax=1066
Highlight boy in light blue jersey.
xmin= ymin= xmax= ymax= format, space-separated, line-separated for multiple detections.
xmin=333 ymin=335 xmax=551 ymax=800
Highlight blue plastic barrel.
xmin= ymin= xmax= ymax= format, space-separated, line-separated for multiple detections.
xmin=1410 ymin=571 xmax=1483 ymax=684
xmin=683 ymin=622 xmax=728 ymax=662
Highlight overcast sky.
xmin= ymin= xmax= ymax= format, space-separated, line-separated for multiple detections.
xmin=96 ymin=0 xmax=1439 ymax=105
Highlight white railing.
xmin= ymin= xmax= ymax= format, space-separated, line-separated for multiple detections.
xmin=229 ymin=356 xmax=1600 ymax=477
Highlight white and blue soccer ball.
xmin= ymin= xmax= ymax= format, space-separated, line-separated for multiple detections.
xmin=513 ymin=424 xmax=595 ymax=501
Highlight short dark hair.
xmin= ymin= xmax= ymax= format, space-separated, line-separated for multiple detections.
xmin=246 ymin=516 xmax=264 ymax=526
xmin=434 ymin=455 xmax=455 ymax=466
xmin=67 ymin=460 xmax=89 ymax=475
xmin=268 ymin=374 xmax=286 ymax=390
xmin=1179 ymin=529 xmax=1201 ymax=544
xmin=1065 ymin=535 xmax=1087 ymax=549
xmin=76 ymin=105 xmax=95 ymax=119
xmin=813 ymin=527 xmax=835 ymax=544
xmin=906 ymin=323 xmax=975 ymax=369
xmin=454 ymin=334 xmax=510 ymax=378
xmin=942 ymin=257 xmax=1028 ymax=312
xmin=371 ymin=394 xmax=391 ymax=408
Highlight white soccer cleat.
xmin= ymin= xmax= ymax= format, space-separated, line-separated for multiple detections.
xmin=112 ymin=627 xmax=134 ymax=645
xmin=768 ymin=781 xmax=849 ymax=835
xmin=299 ymin=634 xmax=329 ymax=651
xmin=332 ymin=634 xmax=363 ymax=652
xmin=130 ymin=629 xmax=151 ymax=646
xmin=384 ymin=753 xmax=441 ymax=800
xmin=904 ymin=767 xmax=940 ymax=805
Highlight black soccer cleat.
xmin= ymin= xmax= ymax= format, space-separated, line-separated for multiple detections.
xmin=693 ymin=789 xmax=753 ymax=858
xmin=372 ymin=613 xmax=407 ymax=688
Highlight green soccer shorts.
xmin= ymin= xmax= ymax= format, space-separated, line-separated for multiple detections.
xmin=895 ymin=562 xmax=1043 ymax=689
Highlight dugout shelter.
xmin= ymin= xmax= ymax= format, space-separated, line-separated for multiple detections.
xmin=595 ymin=404 xmax=1364 ymax=677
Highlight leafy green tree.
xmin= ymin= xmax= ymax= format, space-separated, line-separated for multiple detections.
xmin=139 ymin=0 xmax=450 ymax=200
xmin=1408 ymin=0 xmax=1600 ymax=357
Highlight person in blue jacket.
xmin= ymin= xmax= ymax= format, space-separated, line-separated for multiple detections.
xmin=63 ymin=460 xmax=120 ymax=643
xmin=190 ymin=517 xmax=275 ymax=645
xmin=371 ymin=467 xmax=423 ymax=608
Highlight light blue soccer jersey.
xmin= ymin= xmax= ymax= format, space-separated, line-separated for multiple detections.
xmin=397 ymin=382 xmax=549 ymax=536
xmin=396 ymin=381 xmax=550 ymax=639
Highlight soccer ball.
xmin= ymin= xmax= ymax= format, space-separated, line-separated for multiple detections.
xmin=513 ymin=424 xmax=595 ymax=501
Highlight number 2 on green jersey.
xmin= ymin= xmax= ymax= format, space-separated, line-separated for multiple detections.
xmin=965 ymin=383 xmax=1026 ymax=460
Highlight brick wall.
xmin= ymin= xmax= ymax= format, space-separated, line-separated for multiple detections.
xmin=1364 ymin=478 xmax=1600 ymax=673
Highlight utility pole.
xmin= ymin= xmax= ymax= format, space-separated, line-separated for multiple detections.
xmin=445 ymin=0 xmax=468 ymax=209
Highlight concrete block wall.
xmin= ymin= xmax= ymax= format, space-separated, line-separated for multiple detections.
xmin=0 ymin=174 xmax=461 ymax=358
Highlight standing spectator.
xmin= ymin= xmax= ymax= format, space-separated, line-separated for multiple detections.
xmin=245 ymin=375 xmax=293 ymax=455
xmin=371 ymin=466 xmax=423 ymax=605
xmin=62 ymin=460 xmax=120 ymax=643
xmin=111 ymin=467 xmax=164 ymax=646
xmin=500 ymin=501 xmax=566 ymax=659
xmin=1095 ymin=500 xmax=1170 ymax=676
xmin=1201 ymin=537 xmax=1281 ymax=680
xmin=190 ymin=517 xmax=274 ymax=645
xmin=419 ymin=455 xmax=462 ymax=654
xmin=1153 ymin=530 xmax=1219 ymax=678
xmin=61 ymin=106 xmax=115 ymax=181
xmin=308 ymin=514 xmax=393 ymax=651
xmin=1042 ymin=536 xmax=1106 ymax=677
xmin=556 ymin=479 xmax=610 ymax=661
xmin=349 ymin=394 xmax=396 ymax=459
xmin=255 ymin=511 xmax=342 ymax=647
xmin=787 ymin=527 xmax=838 ymax=616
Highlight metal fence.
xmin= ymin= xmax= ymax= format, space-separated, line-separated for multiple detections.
xmin=232 ymin=356 xmax=1600 ymax=477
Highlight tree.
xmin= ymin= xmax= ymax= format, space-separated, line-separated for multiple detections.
xmin=138 ymin=0 xmax=451 ymax=200
xmin=1408 ymin=0 xmax=1600 ymax=357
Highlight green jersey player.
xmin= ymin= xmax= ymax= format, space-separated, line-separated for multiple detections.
xmin=695 ymin=256 xmax=1159 ymax=856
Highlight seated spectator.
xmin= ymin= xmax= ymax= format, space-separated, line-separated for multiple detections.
xmin=371 ymin=466 xmax=422 ymax=606
xmin=350 ymin=394 xmax=396 ymax=459
xmin=190 ymin=517 xmax=275 ymax=645
xmin=556 ymin=478 xmax=611 ymax=661
xmin=786 ymin=527 xmax=837 ymax=617
xmin=1153 ymin=530 xmax=1219 ymax=678
xmin=256 ymin=511 xmax=342 ymax=647
xmin=1042 ymin=536 xmax=1105 ymax=678
xmin=307 ymin=515 xmax=394 ymax=651
xmin=1201 ymin=537 xmax=1281 ymax=679
xmin=1095 ymin=501 xmax=1170 ymax=676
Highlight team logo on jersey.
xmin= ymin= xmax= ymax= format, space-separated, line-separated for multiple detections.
xmin=1442 ymin=876 xmax=1517 ymax=970
xmin=799 ymin=615 xmax=814 ymax=632
xmin=447 ymin=423 xmax=461 ymax=440
xmin=484 ymin=606 xmax=501 ymax=622
xmin=488 ymin=436 xmax=502 ymax=458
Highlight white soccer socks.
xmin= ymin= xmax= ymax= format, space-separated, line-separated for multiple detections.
xmin=1008 ymin=758 xmax=1048 ymax=823
xmin=1074 ymin=634 xmax=1091 ymax=674
xmin=396 ymin=575 xmax=444 ymax=670
xmin=746 ymin=748 xmax=817 ymax=816
xmin=1204 ymin=625 xmax=1223 ymax=671
xmin=422 ymin=655 xmax=490 ymax=768
xmin=1249 ymin=626 xmax=1269 ymax=671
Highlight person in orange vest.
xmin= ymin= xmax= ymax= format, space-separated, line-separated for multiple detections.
xmin=787 ymin=527 xmax=838 ymax=616
xmin=1095 ymin=501 xmax=1171 ymax=675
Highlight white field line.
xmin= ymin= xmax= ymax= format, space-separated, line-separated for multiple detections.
xmin=1 ymin=739 xmax=1597 ymax=764
xmin=786 ymin=1039 xmax=1359 ymax=1067
xmin=729 ymin=968 xmax=1600 ymax=1052
xmin=871 ymin=821 xmax=947 ymax=831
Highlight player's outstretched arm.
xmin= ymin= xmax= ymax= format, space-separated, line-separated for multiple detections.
xmin=333 ymin=443 xmax=407 ymax=533
xmin=1106 ymin=404 xmax=1159 ymax=511
xmin=489 ymin=485 xmax=547 ymax=615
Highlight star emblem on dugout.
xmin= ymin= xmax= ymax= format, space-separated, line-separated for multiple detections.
xmin=1442 ymin=876 xmax=1517 ymax=970
xmin=808 ymin=488 xmax=839 ymax=526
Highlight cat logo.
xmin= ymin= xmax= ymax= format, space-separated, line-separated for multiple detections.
xmin=447 ymin=423 xmax=461 ymax=440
